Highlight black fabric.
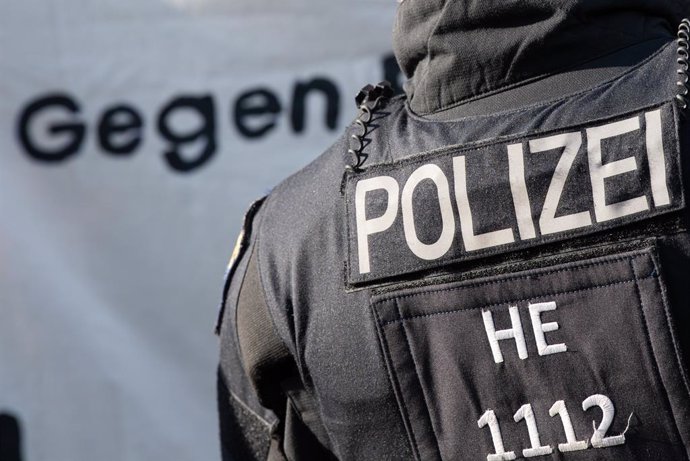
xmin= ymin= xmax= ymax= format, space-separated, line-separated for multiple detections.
xmin=217 ymin=198 xmax=338 ymax=461
xmin=281 ymin=376 xmax=335 ymax=457
xmin=0 ymin=414 xmax=22 ymax=461
xmin=282 ymin=391 xmax=339 ymax=461
xmin=217 ymin=369 xmax=272 ymax=461
xmin=213 ymin=12 xmax=690 ymax=460
xmin=373 ymin=212 xmax=686 ymax=295
xmin=372 ymin=247 xmax=690 ymax=460
xmin=664 ymin=110 xmax=690 ymax=370
xmin=393 ymin=0 xmax=686 ymax=114
xmin=235 ymin=250 xmax=336 ymax=460
xmin=216 ymin=196 xmax=266 ymax=335
xmin=345 ymin=101 xmax=682 ymax=285
xmin=425 ymin=38 xmax=667 ymax=120
xmin=237 ymin=251 xmax=295 ymax=413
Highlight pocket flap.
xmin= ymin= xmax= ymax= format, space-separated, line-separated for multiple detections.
xmin=372 ymin=248 xmax=690 ymax=460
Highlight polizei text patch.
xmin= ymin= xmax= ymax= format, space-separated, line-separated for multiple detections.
xmin=345 ymin=102 xmax=683 ymax=284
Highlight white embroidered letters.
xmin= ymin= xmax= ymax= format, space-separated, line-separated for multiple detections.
xmin=582 ymin=394 xmax=626 ymax=448
xmin=530 ymin=132 xmax=592 ymax=235
xmin=587 ymin=116 xmax=649 ymax=222
xmin=644 ymin=109 xmax=671 ymax=207
xmin=401 ymin=164 xmax=456 ymax=260
xmin=549 ymin=400 xmax=588 ymax=452
xmin=355 ymin=176 xmax=399 ymax=274
xmin=454 ymin=156 xmax=515 ymax=251
xmin=507 ymin=143 xmax=537 ymax=240
xmin=352 ymin=108 xmax=674 ymax=276
xmin=482 ymin=307 xmax=528 ymax=364
xmin=528 ymin=301 xmax=567 ymax=356
xmin=513 ymin=404 xmax=553 ymax=457
xmin=483 ymin=301 xmax=567 ymax=363
xmin=479 ymin=395 xmax=626 ymax=459
xmin=477 ymin=410 xmax=517 ymax=461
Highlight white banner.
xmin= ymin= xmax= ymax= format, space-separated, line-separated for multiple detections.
xmin=0 ymin=1 xmax=399 ymax=460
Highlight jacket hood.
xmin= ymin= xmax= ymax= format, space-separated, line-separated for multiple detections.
xmin=394 ymin=0 xmax=686 ymax=115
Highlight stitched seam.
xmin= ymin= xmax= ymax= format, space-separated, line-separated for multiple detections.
xmin=671 ymin=104 xmax=687 ymax=211
xmin=256 ymin=197 xmax=301 ymax=365
xmin=395 ymin=300 xmax=442 ymax=458
xmin=381 ymin=101 xmax=407 ymax=165
xmin=418 ymin=38 xmax=667 ymax=116
xmin=256 ymin=195 xmax=341 ymax=450
xmin=373 ymin=305 xmax=423 ymax=460
xmin=358 ymin=101 xmax=671 ymax=174
xmin=364 ymin=235 xmax=668 ymax=294
xmin=382 ymin=277 xmax=655 ymax=326
xmin=652 ymin=256 xmax=690 ymax=399
xmin=344 ymin=168 xmax=354 ymax=287
xmin=373 ymin=253 xmax=644 ymax=305
xmin=420 ymin=0 xmax=449 ymax=115
xmin=227 ymin=388 xmax=275 ymax=430
xmin=406 ymin=40 xmax=672 ymax=123
xmin=354 ymin=207 xmax=676 ymax=284
xmin=630 ymin=262 xmax=689 ymax=456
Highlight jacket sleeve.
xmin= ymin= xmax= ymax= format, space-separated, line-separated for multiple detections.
xmin=216 ymin=201 xmax=336 ymax=461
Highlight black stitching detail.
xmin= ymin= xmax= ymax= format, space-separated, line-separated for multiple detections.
xmin=373 ymin=252 xmax=645 ymax=306
xmin=358 ymin=102 xmax=671 ymax=174
xmin=350 ymin=200 xmax=679 ymax=284
xmin=381 ymin=276 xmax=656 ymax=327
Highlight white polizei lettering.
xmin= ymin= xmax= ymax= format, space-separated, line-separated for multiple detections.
xmin=507 ymin=143 xmax=537 ymax=240
xmin=549 ymin=400 xmax=588 ymax=452
xmin=530 ymin=132 xmax=592 ymax=235
xmin=582 ymin=394 xmax=626 ymax=448
xmin=401 ymin=164 xmax=456 ymax=260
xmin=513 ymin=404 xmax=553 ymax=457
xmin=478 ymin=410 xmax=517 ymax=461
xmin=453 ymin=156 xmax=515 ymax=251
xmin=645 ymin=109 xmax=671 ymax=207
xmin=482 ymin=307 xmax=528 ymax=364
xmin=528 ymin=301 xmax=567 ymax=356
xmin=355 ymin=176 xmax=399 ymax=274
xmin=587 ymin=116 xmax=649 ymax=222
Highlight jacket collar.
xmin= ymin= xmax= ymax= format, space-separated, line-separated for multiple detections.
xmin=394 ymin=0 xmax=685 ymax=115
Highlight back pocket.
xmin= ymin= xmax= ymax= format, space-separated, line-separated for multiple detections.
xmin=371 ymin=247 xmax=690 ymax=461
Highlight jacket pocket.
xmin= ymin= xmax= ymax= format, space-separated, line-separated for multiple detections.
xmin=371 ymin=246 xmax=690 ymax=461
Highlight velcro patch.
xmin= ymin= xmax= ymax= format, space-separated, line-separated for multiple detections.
xmin=345 ymin=102 xmax=683 ymax=285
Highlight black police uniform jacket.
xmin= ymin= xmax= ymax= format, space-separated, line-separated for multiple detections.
xmin=217 ymin=1 xmax=690 ymax=460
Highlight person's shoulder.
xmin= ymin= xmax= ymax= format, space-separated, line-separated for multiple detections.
xmin=259 ymin=93 xmax=407 ymax=239
xmin=261 ymin=131 xmax=349 ymax=235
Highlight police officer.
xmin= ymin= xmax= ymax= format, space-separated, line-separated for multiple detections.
xmin=217 ymin=1 xmax=690 ymax=459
